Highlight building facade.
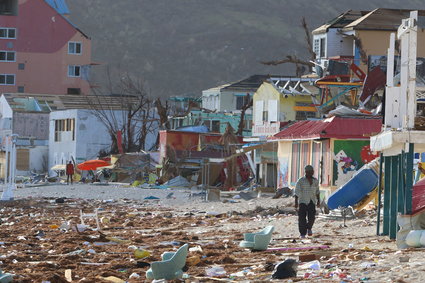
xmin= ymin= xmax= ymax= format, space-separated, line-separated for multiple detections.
xmin=0 ymin=0 xmax=92 ymax=95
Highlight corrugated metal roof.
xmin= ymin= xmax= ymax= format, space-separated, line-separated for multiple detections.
xmin=273 ymin=117 xmax=382 ymax=140
xmin=2 ymin=93 xmax=141 ymax=112
xmin=44 ymin=0 xmax=70 ymax=15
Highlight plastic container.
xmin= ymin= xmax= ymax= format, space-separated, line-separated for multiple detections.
xmin=327 ymin=166 xmax=378 ymax=210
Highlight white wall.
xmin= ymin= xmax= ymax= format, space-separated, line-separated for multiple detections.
xmin=49 ymin=109 xmax=158 ymax=175
xmin=202 ymin=88 xmax=221 ymax=111
xmin=326 ymin=29 xmax=353 ymax=58
xmin=29 ymin=146 xmax=49 ymax=173
xmin=49 ymin=110 xmax=78 ymax=173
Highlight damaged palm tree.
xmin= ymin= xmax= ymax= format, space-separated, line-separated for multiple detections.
xmin=262 ymin=17 xmax=315 ymax=77
xmin=219 ymin=123 xmax=240 ymax=189
xmin=236 ymin=93 xmax=253 ymax=136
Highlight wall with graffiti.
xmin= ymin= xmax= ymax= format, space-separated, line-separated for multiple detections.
xmin=332 ymin=140 xmax=379 ymax=188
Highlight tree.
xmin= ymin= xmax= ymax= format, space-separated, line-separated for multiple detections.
xmin=236 ymin=93 xmax=253 ymax=136
xmin=87 ymin=70 xmax=157 ymax=154
xmin=261 ymin=17 xmax=315 ymax=77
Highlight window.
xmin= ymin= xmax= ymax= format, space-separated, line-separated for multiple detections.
xmin=68 ymin=65 xmax=81 ymax=77
xmin=0 ymin=27 xmax=16 ymax=39
xmin=54 ymin=119 xmax=75 ymax=142
xmin=262 ymin=111 xmax=268 ymax=122
xmin=18 ymin=63 xmax=24 ymax=70
xmin=291 ymin=142 xmax=301 ymax=184
xmin=313 ymin=39 xmax=320 ymax=57
xmin=236 ymin=94 xmax=250 ymax=110
xmin=0 ymin=74 xmax=14 ymax=85
xmin=17 ymin=86 xmax=24 ymax=93
xmin=211 ymin=120 xmax=220 ymax=132
xmin=68 ymin=42 xmax=82 ymax=54
xmin=0 ymin=51 xmax=15 ymax=62
xmin=0 ymin=0 xmax=18 ymax=16
xmin=67 ymin=88 xmax=81 ymax=95
xmin=320 ymin=38 xmax=326 ymax=58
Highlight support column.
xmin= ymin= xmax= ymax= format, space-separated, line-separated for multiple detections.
xmin=389 ymin=155 xmax=399 ymax=239
xmin=405 ymin=143 xmax=414 ymax=214
xmin=376 ymin=154 xmax=384 ymax=236
xmin=383 ymin=156 xmax=391 ymax=236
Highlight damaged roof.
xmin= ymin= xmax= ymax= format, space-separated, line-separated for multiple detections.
xmin=2 ymin=93 xmax=142 ymax=113
xmin=273 ymin=116 xmax=382 ymax=140
xmin=314 ymin=9 xmax=425 ymax=34
xmin=222 ymin=75 xmax=273 ymax=93
xmin=313 ymin=10 xmax=366 ymax=34
xmin=342 ymin=8 xmax=425 ymax=31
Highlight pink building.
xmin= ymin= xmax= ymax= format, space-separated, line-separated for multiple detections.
xmin=0 ymin=0 xmax=92 ymax=95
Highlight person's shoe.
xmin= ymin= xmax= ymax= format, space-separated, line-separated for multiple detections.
xmin=307 ymin=229 xmax=313 ymax=236
xmin=300 ymin=235 xmax=306 ymax=239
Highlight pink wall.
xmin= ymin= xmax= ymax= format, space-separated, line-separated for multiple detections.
xmin=0 ymin=0 xmax=91 ymax=94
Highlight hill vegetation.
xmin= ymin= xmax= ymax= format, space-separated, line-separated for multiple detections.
xmin=67 ymin=0 xmax=424 ymax=97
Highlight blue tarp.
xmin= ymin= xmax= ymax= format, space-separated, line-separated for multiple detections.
xmin=45 ymin=0 xmax=70 ymax=15
xmin=175 ymin=125 xmax=209 ymax=133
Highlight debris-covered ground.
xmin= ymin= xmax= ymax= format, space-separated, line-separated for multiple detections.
xmin=0 ymin=184 xmax=423 ymax=282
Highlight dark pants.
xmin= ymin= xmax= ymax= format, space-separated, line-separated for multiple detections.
xmin=67 ymin=174 xmax=73 ymax=184
xmin=298 ymin=201 xmax=316 ymax=236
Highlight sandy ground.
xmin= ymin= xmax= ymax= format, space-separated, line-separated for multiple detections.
xmin=0 ymin=183 xmax=423 ymax=282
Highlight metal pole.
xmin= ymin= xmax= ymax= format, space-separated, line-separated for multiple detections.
xmin=405 ymin=143 xmax=414 ymax=214
xmin=389 ymin=155 xmax=399 ymax=239
xmin=383 ymin=156 xmax=391 ymax=236
xmin=376 ymin=153 xmax=383 ymax=235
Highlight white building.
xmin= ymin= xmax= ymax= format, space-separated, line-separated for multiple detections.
xmin=0 ymin=94 xmax=50 ymax=177
xmin=201 ymin=75 xmax=270 ymax=113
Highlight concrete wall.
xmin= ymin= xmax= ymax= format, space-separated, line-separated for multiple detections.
xmin=13 ymin=112 xmax=49 ymax=139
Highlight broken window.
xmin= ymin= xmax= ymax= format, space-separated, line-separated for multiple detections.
xmin=211 ymin=120 xmax=220 ymax=132
xmin=54 ymin=118 xmax=75 ymax=142
xmin=0 ymin=0 xmax=18 ymax=16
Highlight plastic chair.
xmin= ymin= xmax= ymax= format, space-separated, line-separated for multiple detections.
xmin=239 ymin=226 xmax=274 ymax=251
xmin=80 ymin=208 xmax=101 ymax=230
xmin=146 ymin=244 xmax=189 ymax=280
xmin=0 ymin=269 xmax=13 ymax=283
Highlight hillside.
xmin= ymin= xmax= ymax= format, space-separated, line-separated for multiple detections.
xmin=67 ymin=0 xmax=424 ymax=97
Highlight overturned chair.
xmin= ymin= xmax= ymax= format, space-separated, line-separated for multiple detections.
xmin=146 ymin=243 xmax=189 ymax=280
xmin=239 ymin=225 xmax=274 ymax=251
xmin=0 ymin=269 xmax=13 ymax=283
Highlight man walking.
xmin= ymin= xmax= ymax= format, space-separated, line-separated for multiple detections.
xmin=66 ymin=161 xmax=74 ymax=185
xmin=294 ymin=165 xmax=320 ymax=238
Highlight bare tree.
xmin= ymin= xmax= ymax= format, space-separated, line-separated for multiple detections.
xmin=236 ymin=93 xmax=253 ymax=136
xmin=262 ymin=17 xmax=315 ymax=76
xmin=87 ymin=70 xmax=156 ymax=154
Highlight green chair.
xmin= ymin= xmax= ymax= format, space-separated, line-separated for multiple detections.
xmin=0 ymin=269 xmax=13 ymax=283
xmin=239 ymin=226 xmax=274 ymax=251
xmin=146 ymin=244 xmax=189 ymax=280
